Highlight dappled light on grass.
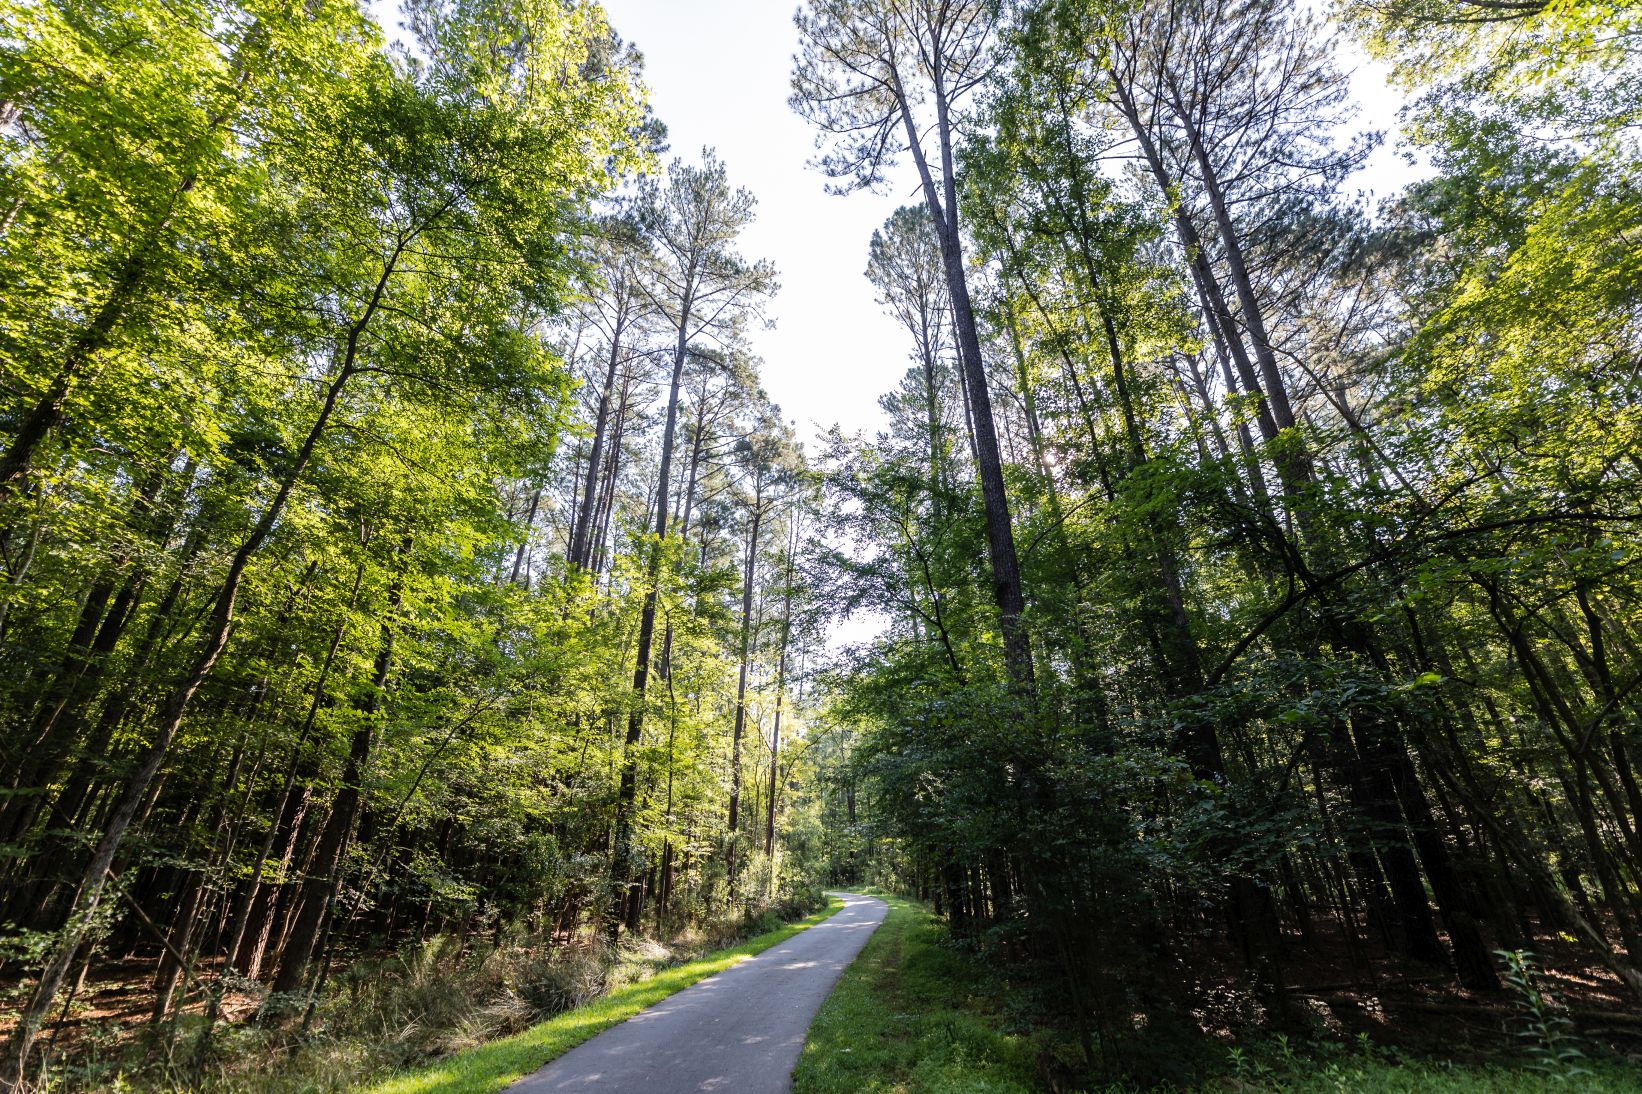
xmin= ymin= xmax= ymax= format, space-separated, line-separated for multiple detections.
xmin=794 ymin=894 xmax=1046 ymax=1094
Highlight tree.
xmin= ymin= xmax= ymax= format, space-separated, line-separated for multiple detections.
xmin=794 ymin=0 xmax=1034 ymax=688
xmin=723 ymin=412 xmax=802 ymax=904
xmin=608 ymin=150 xmax=775 ymax=936
xmin=1 ymin=0 xmax=644 ymax=1079
xmin=867 ymin=206 xmax=955 ymax=494
xmin=568 ymin=216 xmax=658 ymax=573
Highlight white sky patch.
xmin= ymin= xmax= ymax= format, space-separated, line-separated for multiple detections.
xmin=602 ymin=0 xmax=922 ymax=446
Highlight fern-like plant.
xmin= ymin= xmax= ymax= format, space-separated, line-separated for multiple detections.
xmin=1497 ymin=949 xmax=1590 ymax=1082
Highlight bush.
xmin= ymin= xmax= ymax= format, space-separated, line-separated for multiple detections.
xmin=515 ymin=946 xmax=610 ymax=1018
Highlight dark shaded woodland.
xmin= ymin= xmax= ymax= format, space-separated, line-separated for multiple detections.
xmin=794 ymin=0 xmax=1642 ymax=1078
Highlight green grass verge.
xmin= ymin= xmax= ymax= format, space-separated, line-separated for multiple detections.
xmin=367 ymin=896 xmax=844 ymax=1094
xmin=1221 ymin=1049 xmax=1642 ymax=1092
xmin=1218 ymin=1028 xmax=1642 ymax=1093
xmin=793 ymin=893 xmax=1043 ymax=1094
xmin=796 ymin=894 xmax=1642 ymax=1094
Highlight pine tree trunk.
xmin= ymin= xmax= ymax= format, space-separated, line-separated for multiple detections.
xmin=610 ymin=289 xmax=694 ymax=939
xmin=570 ymin=327 xmax=628 ymax=570
xmin=727 ymin=475 xmax=764 ymax=907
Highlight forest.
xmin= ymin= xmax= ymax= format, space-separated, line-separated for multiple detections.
xmin=2 ymin=0 xmax=1641 ymax=1090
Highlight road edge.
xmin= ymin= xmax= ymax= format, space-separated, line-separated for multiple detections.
xmin=367 ymin=895 xmax=846 ymax=1094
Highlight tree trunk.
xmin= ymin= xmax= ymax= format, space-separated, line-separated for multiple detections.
xmin=273 ymin=550 xmax=406 ymax=996
xmin=609 ymin=286 xmax=694 ymax=938
xmin=727 ymin=473 xmax=765 ymax=907
xmin=893 ymin=64 xmax=1034 ymax=690
xmin=764 ymin=532 xmax=796 ymax=864
xmin=570 ymin=328 xmax=628 ymax=570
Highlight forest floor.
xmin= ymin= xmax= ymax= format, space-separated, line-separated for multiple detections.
xmin=0 ymin=894 xmax=839 ymax=1092
xmin=794 ymin=891 xmax=1642 ymax=1093
xmin=364 ymin=894 xmax=848 ymax=1094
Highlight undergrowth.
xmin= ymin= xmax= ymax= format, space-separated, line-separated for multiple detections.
xmin=40 ymin=889 xmax=828 ymax=1093
xmin=366 ymin=892 xmax=842 ymax=1094
xmin=796 ymin=892 xmax=1642 ymax=1094
xmin=1223 ymin=1034 xmax=1640 ymax=1092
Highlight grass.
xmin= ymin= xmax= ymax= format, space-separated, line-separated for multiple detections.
xmin=795 ymin=892 xmax=1642 ymax=1094
xmin=1222 ymin=1037 xmax=1642 ymax=1092
xmin=365 ymin=895 xmax=844 ymax=1094
xmin=793 ymin=891 xmax=1047 ymax=1094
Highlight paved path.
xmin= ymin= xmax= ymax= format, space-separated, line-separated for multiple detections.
xmin=509 ymin=892 xmax=887 ymax=1094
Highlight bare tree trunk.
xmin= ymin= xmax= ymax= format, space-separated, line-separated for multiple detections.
xmin=570 ymin=330 xmax=628 ymax=570
xmin=892 ymin=64 xmax=1034 ymax=689
xmin=727 ymin=472 xmax=765 ymax=907
xmin=765 ymin=527 xmax=797 ymax=864
xmin=509 ymin=488 xmax=542 ymax=585
xmin=272 ymin=548 xmax=404 ymax=996
xmin=610 ymin=292 xmax=694 ymax=939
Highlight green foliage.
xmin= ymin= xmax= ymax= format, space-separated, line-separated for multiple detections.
xmin=1499 ymin=950 xmax=1591 ymax=1082
xmin=0 ymin=0 xmax=828 ymax=1087
xmin=1222 ymin=1033 xmax=1637 ymax=1092
xmin=798 ymin=0 xmax=1642 ymax=1081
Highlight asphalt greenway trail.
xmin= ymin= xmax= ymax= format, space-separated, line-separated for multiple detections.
xmin=508 ymin=892 xmax=887 ymax=1094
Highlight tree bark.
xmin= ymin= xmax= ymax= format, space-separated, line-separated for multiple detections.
xmin=891 ymin=63 xmax=1033 ymax=689
xmin=609 ymin=284 xmax=694 ymax=938
xmin=727 ymin=471 xmax=765 ymax=907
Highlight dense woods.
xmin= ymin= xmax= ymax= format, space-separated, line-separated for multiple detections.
xmin=4 ymin=0 xmax=1642 ymax=1088
xmin=794 ymin=0 xmax=1642 ymax=1080
xmin=0 ymin=2 xmax=831 ymax=1088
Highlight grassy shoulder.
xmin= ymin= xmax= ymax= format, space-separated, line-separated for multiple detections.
xmin=794 ymin=891 xmax=1046 ymax=1094
xmin=1217 ymin=1034 xmax=1642 ymax=1092
xmin=796 ymin=893 xmax=1642 ymax=1094
xmin=368 ymin=895 xmax=844 ymax=1094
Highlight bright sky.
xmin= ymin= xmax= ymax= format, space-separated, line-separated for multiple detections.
xmin=597 ymin=0 xmax=1422 ymax=449
xmin=599 ymin=0 xmax=913 ymax=446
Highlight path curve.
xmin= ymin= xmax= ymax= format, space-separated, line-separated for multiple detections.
xmin=508 ymin=892 xmax=887 ymax=1093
